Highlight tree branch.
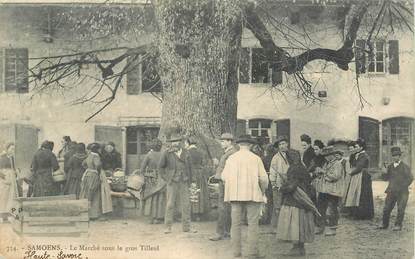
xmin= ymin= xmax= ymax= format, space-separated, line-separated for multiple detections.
xmin=245 ymin=2 xmax=369 ymax=74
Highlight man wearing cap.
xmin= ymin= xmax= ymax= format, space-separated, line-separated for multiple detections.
xmin=313 ymin=146 xmax=345 ymax=236
xmin=378 ymin=147 xmax=413 ymax=231
xmin=158 ymin=133 xmax=195 ymax=234
xmin=209 ymin=133 xmax=237 ymax=241
xmin=221 ymin=134 xmax=268 ymax=258
xmin=269 ymin=135 xmax=299 ymax=231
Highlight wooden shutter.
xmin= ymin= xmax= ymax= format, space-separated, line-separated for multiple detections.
xmin=236 ymin=119 xmax=247 ymax=138
xmin=0 ymin=49 xmax=3 ymax=92
xmin=275 ymin=119 xmax=290 ymax=145
xmin=358 ymin=116 xmax=380 ymax=168
xmin=16 ymin=48 xmax=29 ymax=93
xmin=355 ymin=39 xmax=366 ymax=74
xmin=388 ymin=40 xmax=399 ymax=74
xmin=95 ymin=125 xmax=123 ymax=154
xmin=126 ymin=54 xmax=141 ymax=95
xmin=142 ymin=55 xmax=161 ymax=92
xmin=272 ymin=67 xmax=283 ymax=86
xmin=239 ymin=48 xmax=250 ymax=84
xmin=4 ymin=49 xmax=17 ymax=91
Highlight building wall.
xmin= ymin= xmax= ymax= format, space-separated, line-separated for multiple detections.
xmin=0 ymin=5 xmax=413 ymax=169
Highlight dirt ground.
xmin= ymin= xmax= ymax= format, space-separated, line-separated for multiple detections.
xmin=0 ymin=181 xmax=413 ymax=259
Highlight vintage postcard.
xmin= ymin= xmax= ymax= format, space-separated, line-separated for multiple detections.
xmin=0 ymin=0 xmax=414 ymax=258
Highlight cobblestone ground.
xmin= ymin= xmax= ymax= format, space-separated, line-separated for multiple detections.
xmin=0 ymin=181 xmax=413 ymax=259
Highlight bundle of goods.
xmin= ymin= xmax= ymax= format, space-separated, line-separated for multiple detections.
xmin=109 ymin=169 xmax=127 ymax=192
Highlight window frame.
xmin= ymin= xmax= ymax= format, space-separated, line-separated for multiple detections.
xmin=126 ymin=126 xmax=160 ymax=155
xmin=367 ymin=40 xmax=387 ymax=74
xmin=239 ymin=47 xmax=273 ymax=85
xmin=126 ymin=53 xmax=161 ymax=95
xmin=248 ymin=118 xmax=272 ymax=144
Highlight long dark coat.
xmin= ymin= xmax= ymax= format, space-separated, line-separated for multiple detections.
xmin=31 ymin=148 xmax=60 ymax=197
xmin=64 ymin=153 xmax=88 ymax=198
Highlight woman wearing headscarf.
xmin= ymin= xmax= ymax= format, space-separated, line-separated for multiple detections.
xmin=79 ymin=143 xmax=104 ymax=220
xmin=140 ymin=139 xmax=166 ymax=224
xmin=277 ymin=151 xmax=315 ymax=256
xmin=343 ymin=139 xmax=374 ymax=220
xmin=30 ymin=141 xmax=60 ymax=197
xmin=0 ymin=143 xmax=19 ymax=221
xmin=64 ymin=143 xmax=88 ymax=199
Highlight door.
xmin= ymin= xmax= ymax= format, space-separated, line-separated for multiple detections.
xmin=14 ymin=124 xmax=38 ymax=178
xmin=382 ymin=117 xmax=414 ymax=169
xmin=126 ymin=126 xmax=159 ymax=175
xmin=94 ymin=125 xmax=124 ymax=169
xmin=359 ymin=117 xmax=380 ymax=168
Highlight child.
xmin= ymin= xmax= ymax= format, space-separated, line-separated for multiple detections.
xmin=378 ymin=147 xmax=413 ymax=231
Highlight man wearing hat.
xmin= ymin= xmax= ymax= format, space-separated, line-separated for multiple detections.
xmin=209 ymin=133 xmax=237 ymax=241
xmin=378 ymin=147 xmax=413 ymax=231
xmin=158 ymin=133 xmax=195 ymax=234
xmin=221 ymin=134 xmax=268 ymax=258
xmin=313 ymin=146 xmax=345 ymax=236
xmin=269 ymin=135 xmax=300 ymax=232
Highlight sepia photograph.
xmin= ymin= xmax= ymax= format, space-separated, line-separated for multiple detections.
xmin=0 ymin=0 xmax=414 ymax=258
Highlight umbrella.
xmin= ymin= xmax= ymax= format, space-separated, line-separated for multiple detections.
xmin=278 ymin=172 xmax=321 ymax=217
xmin=293 ymin=187 xmax=321 ymax=217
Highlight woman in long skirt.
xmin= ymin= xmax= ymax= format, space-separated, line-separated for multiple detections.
xmin=79 ymin=143 xmax=103 ymax=220
xmin=0 ymin=143 xmax=18 ymax=221
xmin=64 ymin=143 xmax=87 ymax=199
xmin=277 ymin=151 xmax=315 ymax=257
xmin=31 ymin=141 xmax=60 ymax=197
xmin=184 ymin=137 xmax=210 ymax=221
xmin=344 ymin=139 xmax=374 ymax=220
xmin=140 ymin=139 xmax=166 ymax=224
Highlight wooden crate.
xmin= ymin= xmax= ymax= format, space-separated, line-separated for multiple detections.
xmin=11 ymin=195 xmax=89 ymax=237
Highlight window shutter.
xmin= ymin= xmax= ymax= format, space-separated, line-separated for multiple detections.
xmin=272 ymin=67 xmax=283 ymax=86
xmin=16 ymin=48 xmax=28 ymax=93
xmin=355 ymin=39 xmax=366 ymax=74
xmin=236 ymin=119 xmax=247 ymax=138
xmin=4 ymin=49 xmax=17 ymax=91
xmin=239 ymin=48 xmax=250 ymax=84
xmin=126 ymin=54 xmax=141 ymax=95
xmin=142 ymin=55 xmax=161 ymax=92
xmin=388 ymin=40 xmax=399 ymax=74
xmin=275 ymin=119 xmax=290 ymax=146
xmin=0 ymin=49 xmax=3 ymax=92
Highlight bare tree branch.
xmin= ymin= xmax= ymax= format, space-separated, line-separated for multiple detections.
xmin=244 ymin=1 xmax=370 ymax=74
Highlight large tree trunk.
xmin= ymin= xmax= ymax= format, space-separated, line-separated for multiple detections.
xmin=154 ymin=0 xmax=242 ymax=156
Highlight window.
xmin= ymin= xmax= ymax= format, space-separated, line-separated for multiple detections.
xmin=239 ymin=47 xmax=282 ymax=85
xmin=126 ymin=53 xmax=161 ymax=95
xmin=126 ymin=126 xmax=159 ymax=155
xmin=248 ymin=119 xmax=271 ymax=144
xmin=0 ymin=48 xmax=29 ymax=93
xmin=367 ymin=41 xmax=386 ymax=73
xmin=355 ymin=39 xmax=399 ymax=75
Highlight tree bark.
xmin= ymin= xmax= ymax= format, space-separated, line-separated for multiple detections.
xmin=154 ymin=0 xmax=243 ymax=155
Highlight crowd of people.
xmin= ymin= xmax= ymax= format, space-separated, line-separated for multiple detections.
xmin=0 ymin=130 xmax=413 ymax=258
